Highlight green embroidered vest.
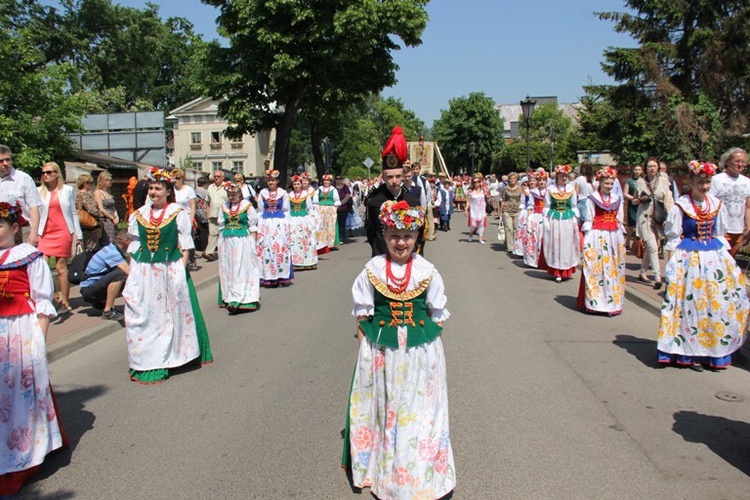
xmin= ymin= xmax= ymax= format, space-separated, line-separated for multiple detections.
xmin=358 ymin=269 xmax=442 ymax=348
xmin=549 ymin=190 xmax=575 ymax=220
xmin=132 ymin=209 xmax=183 ymax=263
xmin=289 ymin=194 xmax=309 ymax=217
xmin=221 ymin=205 xmax=250 ymax=237
xmin=318 ymin=188 xmax=335 ymax=206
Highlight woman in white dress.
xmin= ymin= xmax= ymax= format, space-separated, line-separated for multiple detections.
xmin=578 ymin=166 xmax=626 ymax=315
xmin=0 ymin=201 xmax=66 ymax=495
xmin=172 ymin=169 xmax=198 ymax=271
xmin=657 ymin=161 xmax=749 ymax=371
xmin=257 ymin=169 xmax=293 ymax=287
xmin=302 ymin=174 xmax=329 ymax=255
xmin=218 ymin=182 xmax=260 ymax=313
xmin=287 ymin=175 xmax=318 ymax=270
xmin=123 ymin=168 xmax=213 ymax=384
xmin=465 ymin=173 xmax=487 ymax=244
xmin=543 ymin=165 xmax=581 ymax=282
xmin=313 ymin=174 xmax=341 ymax=248
xmin=512 ymin=175 xmax=533 ymax=257
xmin=343 ymin=200 xmax=455 ymax=499
xmin=524 ymin=171 xmax=548 ymax=268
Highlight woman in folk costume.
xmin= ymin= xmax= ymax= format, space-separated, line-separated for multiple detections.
xmin=577 ymin=167 xmax=626 ymax=315
xmin=257 ymin=169 xmax=294 ymax=287
xmin=123 ymin=168 xmax=213 ymax=384
xmin=543 ymin=165 xmax=581 ymax=282
xmin=343 ymin=200 xmax=455 ymax=500
xmin=465 ymin=173 xmax=488 ymax=244
xmin=288 ymin=175 xmax=318 ymax=270
xmin=512 ymin=175 xmax=532 ymax=257
xmin=523 ymin=171 xmax=548 ymax=268
xmin=302 ymin=173 xmax=329 ymax=255
xmin=657 ymin=161 xmax=749 ymax=371
xmin=313 ymin=174 xmax=341 ymax=248
xmin=218 ymin=182 xmax=260 ymax=314
xmin=0 ymin=201 xmax=67 ymax=496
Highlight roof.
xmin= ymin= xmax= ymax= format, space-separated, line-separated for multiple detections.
xmin=75 ymin=150 xmax=151 ymax=169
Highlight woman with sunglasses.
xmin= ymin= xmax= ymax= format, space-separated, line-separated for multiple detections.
xmin=37 ymin=162 xmax=82 ymax=313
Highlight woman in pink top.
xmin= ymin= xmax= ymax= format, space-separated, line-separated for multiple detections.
xmin=37 ymin=162 xmax=82 ymax=313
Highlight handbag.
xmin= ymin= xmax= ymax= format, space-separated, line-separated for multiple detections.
xmin=647 ymin=179 xmax=667 ymax=226
xmin=78 ymin=208 xmax=99 ymax=230
xmin=632 ymin=237 xmax=646 ymax=259
xmin=497 ymin=220 xmax=506 ymax=244
xmin=485 ymin=195 xmax=494 ymax=215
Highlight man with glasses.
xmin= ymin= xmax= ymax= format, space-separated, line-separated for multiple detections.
xmin=0 ymin=145 xmax=42 ymax=246
xmin=710 ymin=147 xmax=750 ymax=256
xmin=204 ymin=170 xmax=228 ymax=261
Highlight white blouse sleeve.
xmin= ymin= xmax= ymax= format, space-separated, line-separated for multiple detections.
xmin=333 ymin=189 xmax=341 ymax=207
xmin=247 ymin=207 xmax=259 ymax=232
xmin=312 ymin=189 xmax=320 ymax=205
xmin=543 ymin=189 xmax=552 ymax=218
xmin=217 ymin=206 xmax=226 ymax=230
xmin=581 ymin=197 xmax=595 ymax=233
xmin=716 ymin=202 xmax=730 ymax=249
xmin=351 ymin=269 xmax=375 ymax=317
xmin=617 ymin=196 xmax=625 ymax=232
xmin=29 ymin=255 xmax=56 ymax=318
xmin=256 ymin=193 xmax=265 ymax=215
xmin=426 ymin=269 xmax=450 ymax=323
xmin=663 ymin=205 xmax=684 ymax=252
xmin=177 ymin=209 xmax=195 ymax=250
xmin=126 ymin=211 xmax=141 ymax=254
xmin=69 ymin=186 xmax=83 ymax=240
xmin=282 ymin=192 xmax=291 ymax=213
xmin=570 ymin=189 xmax=579 ymax=218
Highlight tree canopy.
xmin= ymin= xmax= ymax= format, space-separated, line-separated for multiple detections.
xmin=431 ymin=92 xmax=504 ymax=175
xmin=199 ymin=0 xmax=429 ymax=180
xmin=579 ymin=1 xmax=750 ymax=164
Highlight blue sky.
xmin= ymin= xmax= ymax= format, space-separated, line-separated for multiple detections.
xmin=54 ymin=0 xmax=636 ymax=127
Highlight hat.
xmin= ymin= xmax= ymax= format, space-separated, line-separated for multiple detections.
xmin=687 ymin=160 xmax=717 ymax=177
xmin=379 ymin=200 xmax=425 ymax=232
xmin=381 ymin=126 xmax=408 ymax=170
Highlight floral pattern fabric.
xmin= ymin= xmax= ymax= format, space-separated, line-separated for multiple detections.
xmin=581 ymin=233 xmax=626 ymax=314
xmin=523 ymin=211 xmax=544 ymax=268
xmin=513 ymin=208 xmax=528 ymax=256
xmin=218 ymin=201 xmax=260 ymax=307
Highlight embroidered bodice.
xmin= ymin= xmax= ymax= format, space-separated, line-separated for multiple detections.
xmin=132 ymin=208 xmax=182 ymax=263
xmin=317 ymin=187 xmax=336 ymax=206
xmin=289 ymin=192 xmax=309 ymax=216
xmin=221 ymin=203 xmax=252 ymax=237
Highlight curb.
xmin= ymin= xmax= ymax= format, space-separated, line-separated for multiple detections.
xmin=47 ymin=274 xmax=220 ymax=363
xmin=624 ymin=287 xmax=662 ymax=318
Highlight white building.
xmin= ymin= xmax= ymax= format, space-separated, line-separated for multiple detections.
xmin=168 ymin=97 xmax=276 ymax=177
xmin=496 ymin=97 xmax=581 ymax=139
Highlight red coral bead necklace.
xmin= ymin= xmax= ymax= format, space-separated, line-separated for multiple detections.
xmin=385 ymin=255 xmax=413 ymax=294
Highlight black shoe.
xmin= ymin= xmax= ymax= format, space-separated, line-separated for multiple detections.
xmin=689 ymin=363 xmax=704 ymax=372
xmin=102 ymin=309 xmax=124 ymax=321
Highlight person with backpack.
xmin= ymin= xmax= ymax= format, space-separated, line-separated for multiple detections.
xmin=78 ymin=229 xmax=130 ymax=321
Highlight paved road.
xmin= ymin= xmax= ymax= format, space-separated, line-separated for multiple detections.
xmin=23 ymin=216 xmax=750 ymax=499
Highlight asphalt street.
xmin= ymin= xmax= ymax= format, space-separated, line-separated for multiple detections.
xmin=22 ymin=215 xmax=750 ymax=499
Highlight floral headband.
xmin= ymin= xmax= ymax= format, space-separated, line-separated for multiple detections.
xmin=291 ymin=175 xmax=301 ymax=183
xmin=265 ymin=169 xmax=280 ymax=180
xmin=688 ymin=160 xmax=717 ymax=177
xmin=300 ymin=172 xmax=311 ymax=180
xmin=322 ymin=174 xmax=333 ymax=181
xmin=223 ymin=181 xmax=242 ymax=194
xmin=148 ymin=167 xmax=176 ymax=184
xmin=0 ymin=201 xmax=25 ymax=225
xmin=554 ymin=164 xmax=572 ymax=175
xmin=534 ymin=170 xmax=548 ymax=181
xmin=595 ymin=166 xmax=618 ymax=180
xmin=379 ymin=200 xmax=425 ymax=232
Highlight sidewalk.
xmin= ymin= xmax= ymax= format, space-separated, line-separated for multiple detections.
xmin=46 ymin=259 xmax=220 ymax=363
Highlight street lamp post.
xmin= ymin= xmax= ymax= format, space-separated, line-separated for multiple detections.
xmin=548 ymin=124 xmax=554 ymax=172
xmin=469 ymin=141 xmax=476 ymax=176
xmin=520 ymin=96 xmax=537 ymax=171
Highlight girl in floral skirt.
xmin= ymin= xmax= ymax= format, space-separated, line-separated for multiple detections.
xmin=657 ymin=161 xmax=749 ymax=371
xmin=256 ymin=169 xmax=293 ymax=287
xmin=578 ymin=166 xmax=626 ymax=315
xmin=342 ymin=200 xmax=455 ymax=500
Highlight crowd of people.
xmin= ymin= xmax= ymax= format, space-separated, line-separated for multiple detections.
xmin=2 ymin=131 xmax=750 ymax=498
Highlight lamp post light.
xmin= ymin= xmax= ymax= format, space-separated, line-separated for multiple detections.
xmin=469 ymin=141 xmax=476 ymax=176
xmin=548 ymin=124 xmax=554 ymax=173
xmin=520 ymin=95 xmax=537 ymax=171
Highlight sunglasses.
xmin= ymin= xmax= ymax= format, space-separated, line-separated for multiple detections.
xmin=41 ymin=170 xmax=57 ymax=175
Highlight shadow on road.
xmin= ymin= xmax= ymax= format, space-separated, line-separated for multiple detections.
xmin=613 ymin=334 xmax=662 ymax=368
xmin=24 ymin=384 xmax=109 ymax=494
xmin=672 ymin=410 xmax=750 ymax=477
xmin=553 ymin=294 xmax=579 ymax=311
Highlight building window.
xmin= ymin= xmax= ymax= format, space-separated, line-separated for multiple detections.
xmin=232 ymin=161 xmax=244 ymax=173
xmin=212 ymin=161 xmax=223 ymax=171
xmin=190 ymin=132 xmax=201 ymax=144
xmin=211 ymin=131 xmax=221 ymax=145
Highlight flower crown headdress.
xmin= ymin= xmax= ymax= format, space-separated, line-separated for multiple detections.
xmin=595 ymin=166 xmax=618 ymax=180
xmin=534 ymin=170 xmax=549 ymax=181
xmin=379 ymin=200 xmax=425 ymax=232
xmin=265 ymin=169 xmax=280 ymax=180
xmin=148 ymin=167 xmax=176 ymax=185
xmin=291 ymin=175 xmax=301 ymax=183
xmin=322 ymin=174 xmax=333 ymax=181
xmin=0 ymin=200 xmax=25 ymax=225
xmin=554 ymin=164 xmax=572 ymax=175
xmin=300 ymin=172 xmax=311 ymax=180
xmin=688 ymin=160 xmax=717 ymax=177
xmin=223 ymin=181 xmax=242 ymax=194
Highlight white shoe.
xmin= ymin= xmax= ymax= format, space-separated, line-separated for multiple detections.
xmin=555 ymin=276 xmax=562 ymax=283
xmin=479 ymin=240 xmax=486 ymax=245
xmin=468 ymin=236 xmax=473 ymax=242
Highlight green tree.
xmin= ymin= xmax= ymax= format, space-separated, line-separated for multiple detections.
xmin=199 ymin=0 xmax=429 ymax=181
xmin=431 ymin=92 xmax=504 ymax=175
xmin=582 ymin=1 xmax=749 ymax=163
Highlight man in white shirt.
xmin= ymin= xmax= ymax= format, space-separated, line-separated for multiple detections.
xmin=709 ymin=147 xmax=750 ymax=256
xmin=204 ymin=170 xmax=229 ymax=261
xmin=0 ymin=145 xmax=42 ymax=246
